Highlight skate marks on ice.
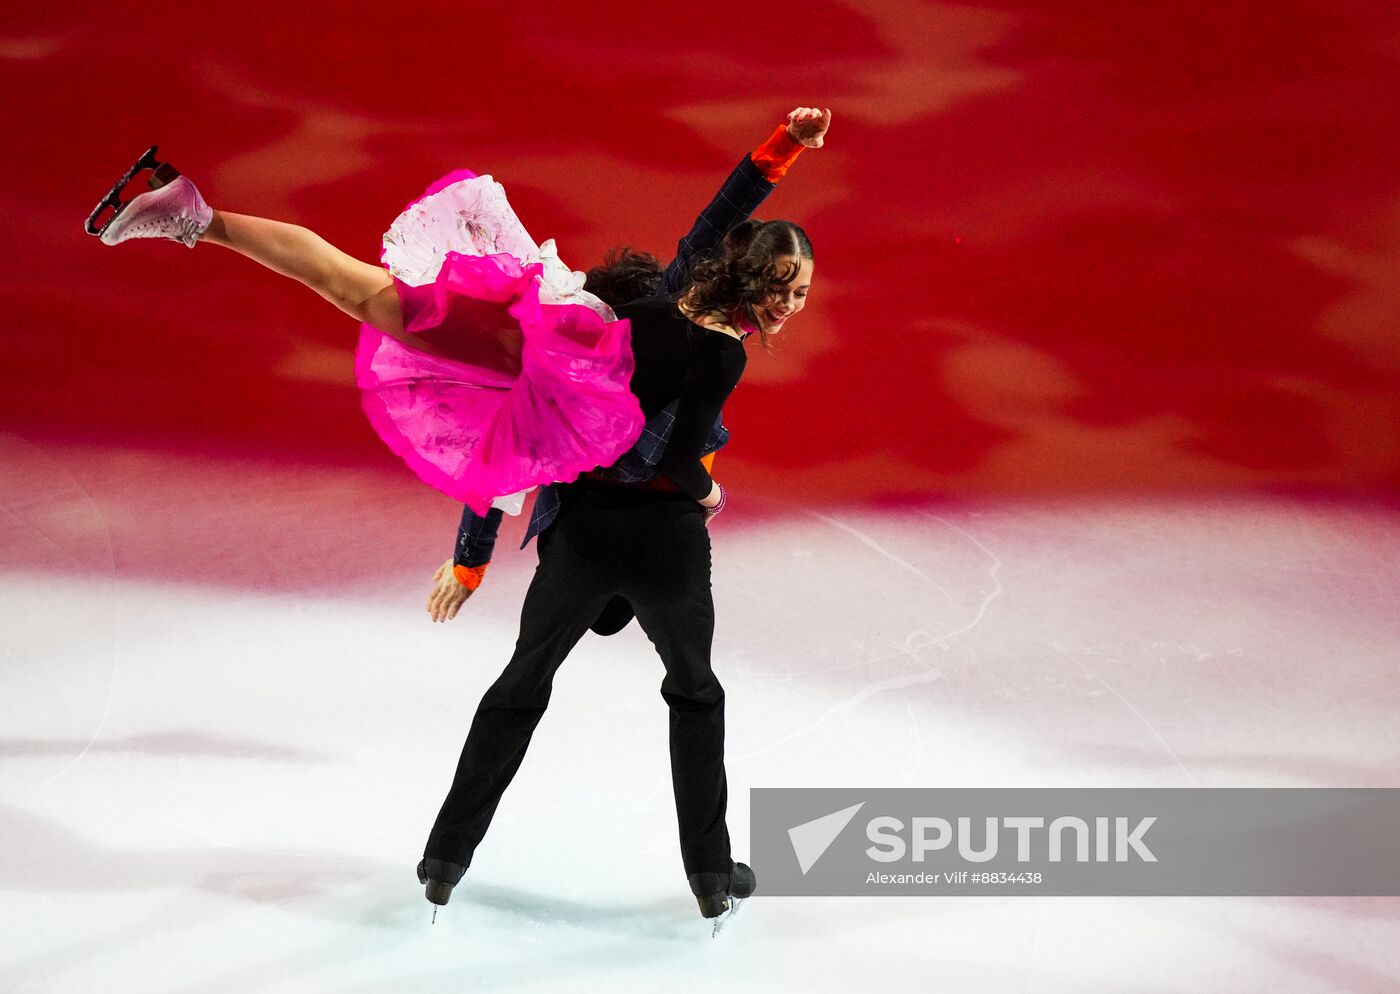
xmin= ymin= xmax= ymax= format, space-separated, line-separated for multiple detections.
xmin=807 ymin=510 xmax=959 ymax=601
xmin=714 ymin=495 xmax=1400 ymax=808
xmin=4 ymin=441 xmax=1400 ymax=990
xmin=726 ymin=508 xmax=1004 ymax=764
xmin=1047 ymin=640 xmax=1204 ymax=789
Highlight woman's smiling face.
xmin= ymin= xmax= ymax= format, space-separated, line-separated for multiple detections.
xmin=756 ymin=254 xmax=814 ymax=333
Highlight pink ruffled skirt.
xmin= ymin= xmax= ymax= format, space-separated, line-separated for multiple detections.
xmin=354 ymin=170 xmax=644 ymax=516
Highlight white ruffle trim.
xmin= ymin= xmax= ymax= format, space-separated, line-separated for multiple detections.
xmin=380 ymin=174 xmax=614 ymax=322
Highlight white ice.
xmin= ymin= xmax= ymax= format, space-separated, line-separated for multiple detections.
xmin=2 ymin=434 xmax=1399 ymax=993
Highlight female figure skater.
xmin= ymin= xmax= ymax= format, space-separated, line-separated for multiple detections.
xmin=89 ymin=105 xmax=829 ymax=920
xmin=88 ymin=108 xmax=826 ymax=525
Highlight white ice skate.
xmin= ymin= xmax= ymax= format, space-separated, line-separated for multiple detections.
xmin=87 ymin=145 xmax=212 ymax=249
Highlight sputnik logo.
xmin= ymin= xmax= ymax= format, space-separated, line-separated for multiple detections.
xmin=788 ymin=802 xmax=865 ymax=875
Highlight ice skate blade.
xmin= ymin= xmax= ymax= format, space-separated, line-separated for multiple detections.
xmin=85 ymin=145 xmax=182 ymax=237
xmin=710 ymin=897 xmax=745 ymax=937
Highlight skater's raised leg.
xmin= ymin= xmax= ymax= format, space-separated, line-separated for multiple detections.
xmin=90 ymin=148 xmax=402 ymax=335
xmin=200 ymin=210 xmax=402 ymax=334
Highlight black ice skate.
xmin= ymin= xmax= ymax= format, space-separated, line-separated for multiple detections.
xmin=417 ymin=857 xmax=467 ymax=915
xmin=688 ymin=861 xmax=756 ymax=935
xmin=86 ymin=145 xmax=211 ymax=248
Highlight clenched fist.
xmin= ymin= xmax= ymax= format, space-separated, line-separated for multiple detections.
xmin=786 ymin=107 xmax=832 ymax=148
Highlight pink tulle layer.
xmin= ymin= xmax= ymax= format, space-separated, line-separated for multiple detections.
xmin=355 ymin=249 xmax=643 ymax=516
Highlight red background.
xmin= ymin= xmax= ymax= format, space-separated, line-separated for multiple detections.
xmin=5 ymin=0 xmax=1399 ymax=502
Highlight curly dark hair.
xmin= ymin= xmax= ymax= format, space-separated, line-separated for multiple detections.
xmin=583 ymin=247 xmax=663 ymax=308
xmin=682 ymin=219 xmax=813 ymax=352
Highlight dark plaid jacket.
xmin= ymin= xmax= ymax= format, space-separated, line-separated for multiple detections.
xmin=454 ymin=153 xmax=775 ymax=568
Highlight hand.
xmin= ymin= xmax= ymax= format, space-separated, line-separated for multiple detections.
xmin=427 ymin=557 xmax=473 ymax=622
xmin=786 ymin=107 xmax=832 ymax=148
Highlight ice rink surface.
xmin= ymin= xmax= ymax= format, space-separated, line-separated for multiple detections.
xmin=3 ymin=435 xmax=1399 ymax=993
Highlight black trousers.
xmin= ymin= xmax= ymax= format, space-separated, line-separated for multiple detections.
xmin=424 ymin=480 xmax=731 ymax=876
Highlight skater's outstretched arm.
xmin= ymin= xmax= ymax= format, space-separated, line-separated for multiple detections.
xmin=201 ymin=211 xmax=404 ymax=336
xmin=659 ymin=106 xmax=830 ymax=297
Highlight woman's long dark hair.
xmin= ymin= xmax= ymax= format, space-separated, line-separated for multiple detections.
xmin=584 ymin=222 xmax=813 ymax=352
xmin=584 ymin=247 xmax=663 ymax=308
xmin=683 ymin=219 xmax=813 ymax=352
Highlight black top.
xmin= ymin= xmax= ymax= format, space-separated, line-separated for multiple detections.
xmin=452 ymin=151 xmax=776 ymax=568
xmin=611 ymin=295 xmax=747 ymax=501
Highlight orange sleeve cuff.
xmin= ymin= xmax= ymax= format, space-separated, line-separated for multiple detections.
xmin=750 ymin=124 xmax=806 ymax=183
xmin=453 ymin=563 xmax=489 ymax=591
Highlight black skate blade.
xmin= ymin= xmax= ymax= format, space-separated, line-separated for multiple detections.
xmin=84 ymin=145 xmax=181 ymax=237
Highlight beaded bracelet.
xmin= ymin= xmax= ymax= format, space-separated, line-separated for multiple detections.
xmin=706 ymin=482 xmax=727 ymax=520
